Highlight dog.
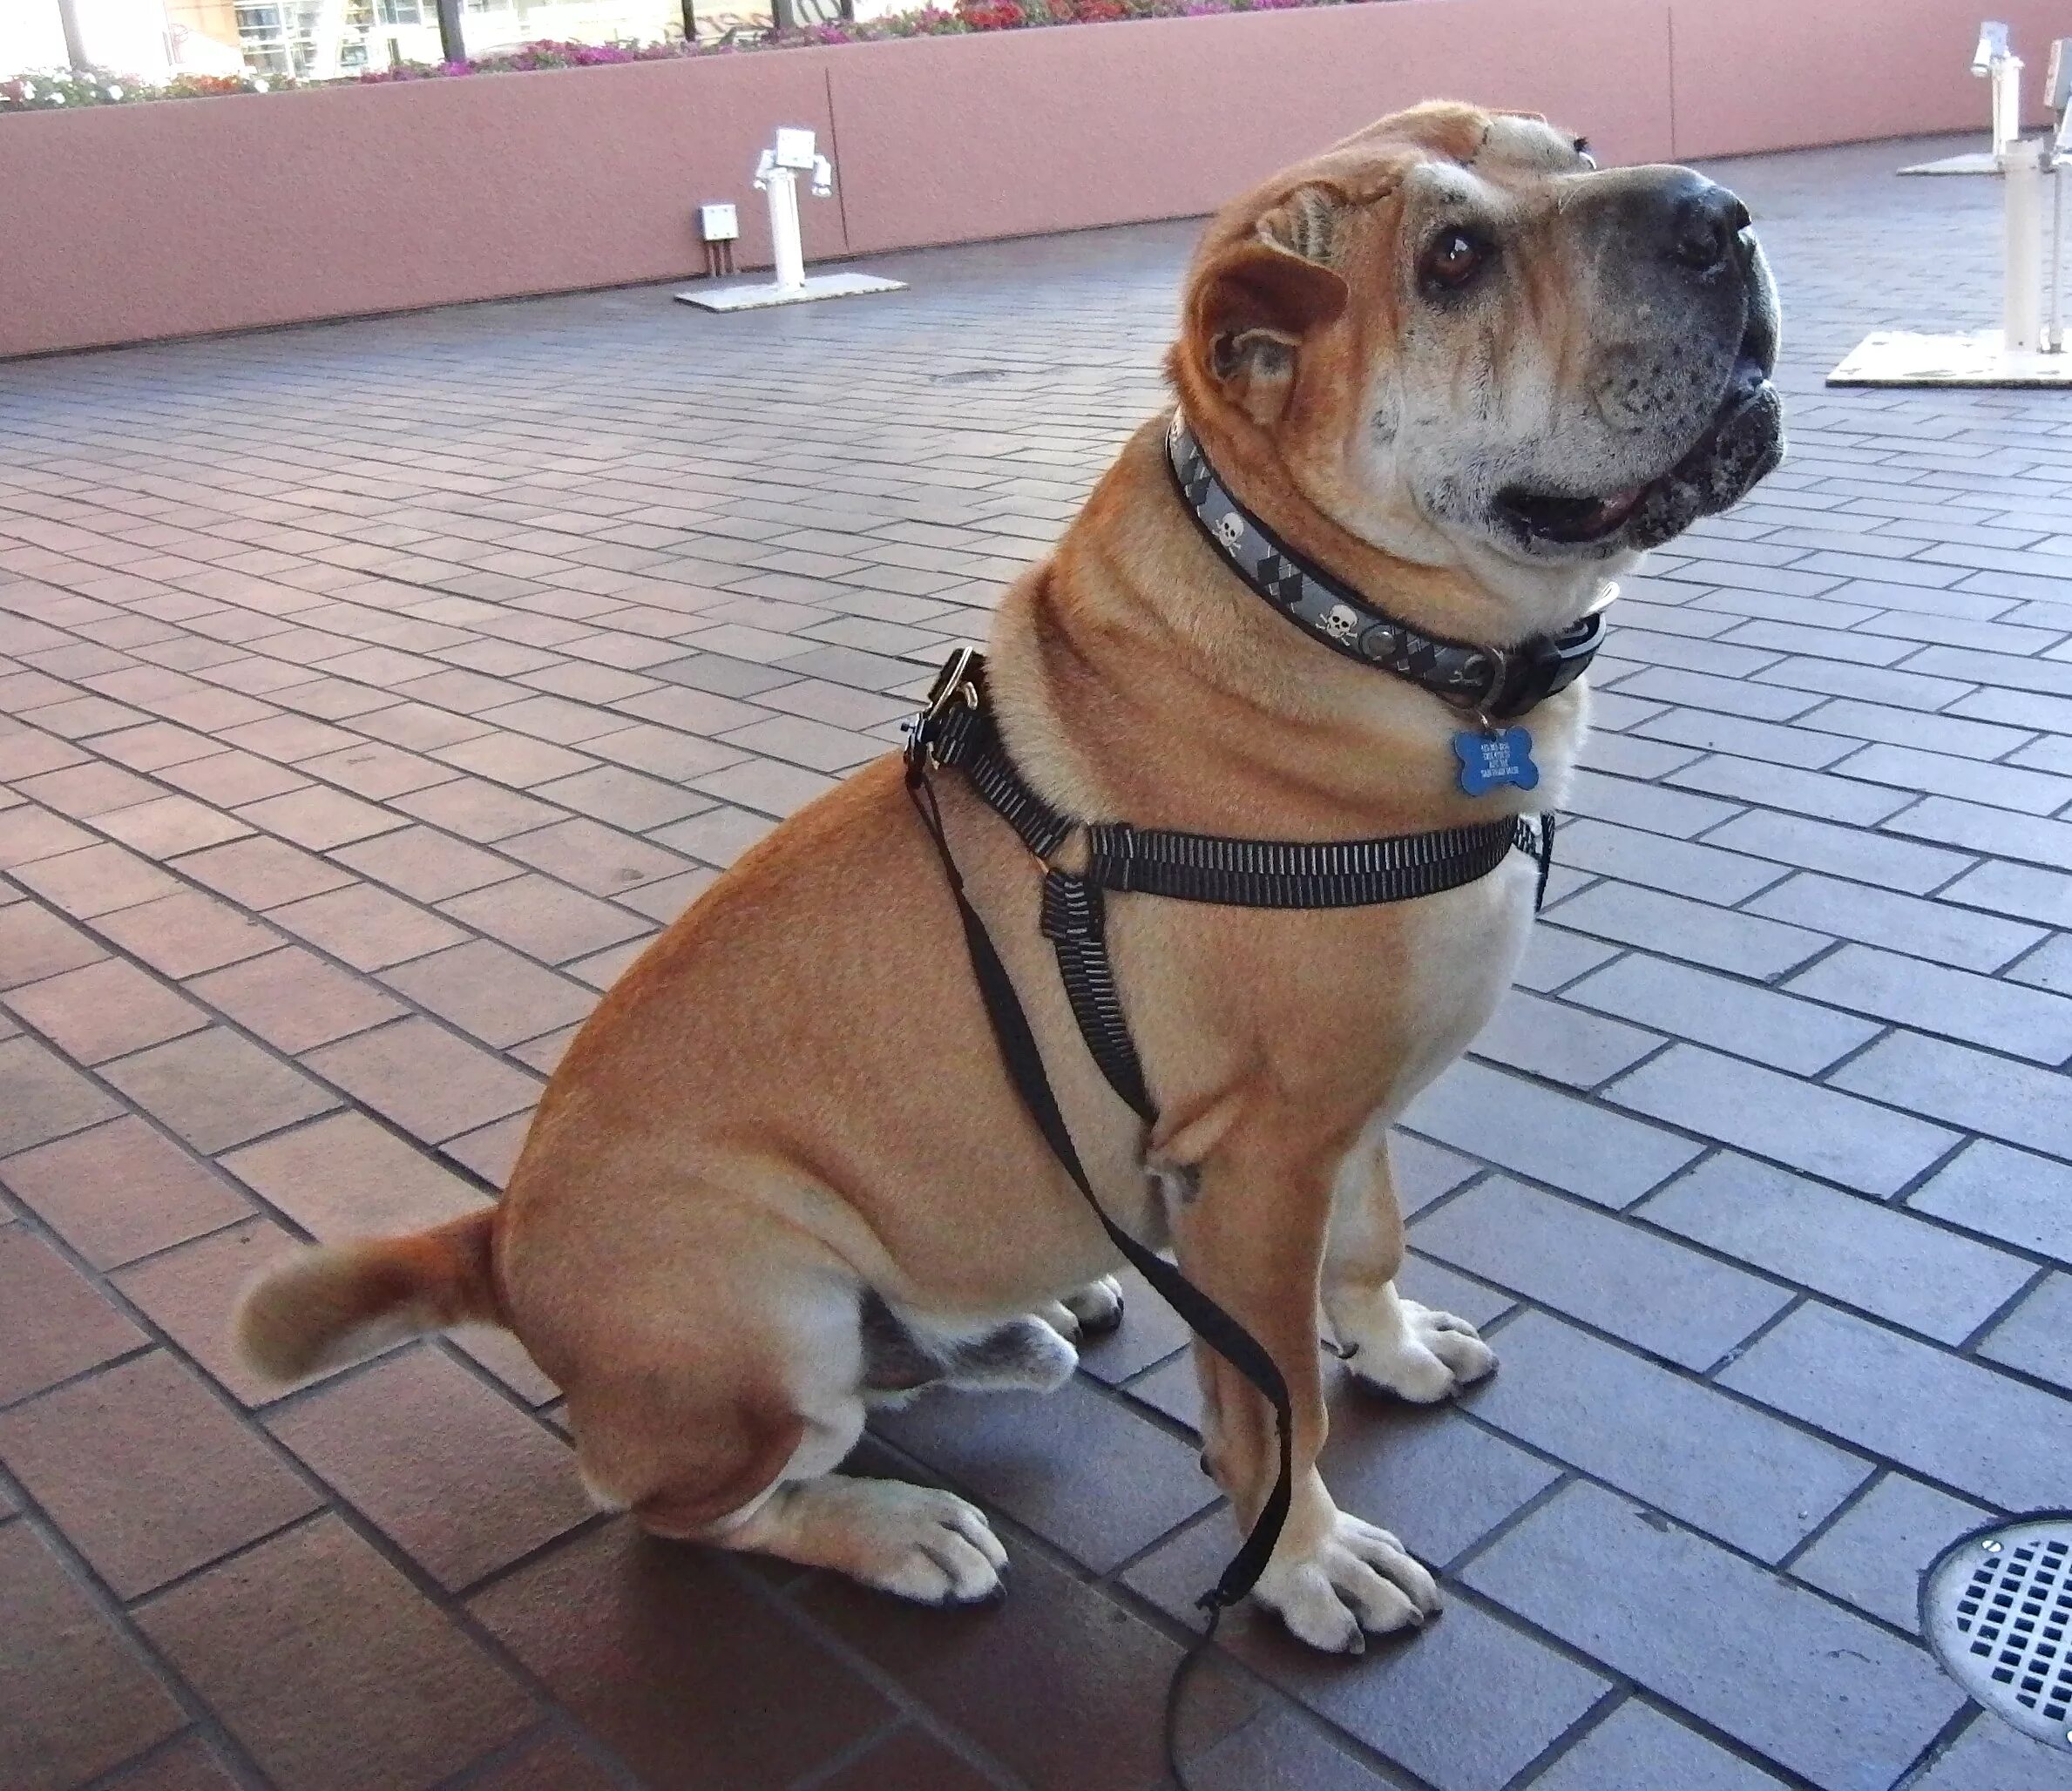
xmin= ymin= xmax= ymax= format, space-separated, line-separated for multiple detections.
xmin=237 ymin=101 xmax=1781 ymax=1654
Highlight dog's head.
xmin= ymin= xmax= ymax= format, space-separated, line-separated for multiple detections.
xmin=1171 ymin=103 xmax=1783 ymax=627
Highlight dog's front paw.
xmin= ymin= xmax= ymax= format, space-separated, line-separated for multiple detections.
xmin=844 ymin=1483 xmax=1008 ymax=1607
xmin=1251 ymin=1513 xmax=1441 ymax=1653
xmin=1344 ymin=1297 xmax=1496 ymax=1403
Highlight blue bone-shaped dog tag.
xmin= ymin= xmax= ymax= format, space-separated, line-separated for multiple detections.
xmin=1452 ymin=727 xmax=1540 ymax=796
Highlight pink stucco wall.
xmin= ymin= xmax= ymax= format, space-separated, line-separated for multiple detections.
xmin=0 ymin=0 xmax=2042 ymax=358
xmin=826 ymin=0 xmax=1672 ymax=253
xmin=1668 ymin=0 xmax=2062 ymax=159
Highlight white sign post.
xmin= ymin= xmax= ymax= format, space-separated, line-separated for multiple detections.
xmin=1830 ymin=23 xmax=2072 ymax=385
xmin=677 ymin=127 xmax=905 ymax=314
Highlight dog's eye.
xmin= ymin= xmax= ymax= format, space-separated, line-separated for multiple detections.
xmin=1421 ymin=229 xmax=1493 ymax=294
xmin=1573 ymin=134 xmax=1596 ymax=170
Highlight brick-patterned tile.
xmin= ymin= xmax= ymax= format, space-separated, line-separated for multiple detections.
xmin=1639 ymin=1153 xmax=2034 ymax=1343
xmin=15 ymin=760 xmax=162 ymax=818
xmin=471 ymin=1521 xmax=892 ymax=1788
xmin=138 ymin=1516 xmax=534 ymax=1790
xmin=383 ymin=938 xmax=596 ymax=1049
xmin=532 ymin=763 xmax=714 ymax=829
xmin=234 ymin=785 xmax=406 ymax=851
xmin=438 ymin=873 xmax=647 ymax=965
xmin=1412 ymin=1177 xmax=1790 ymax=1370
xmin=154 ymin=748 xmax=309 ymax=808
xmin=389 ymin=777 xmax=565 ymax=843
xmin=3 ymin=957 xmax=206 ymax=1064
xmin=448 ymin=1730 xmax=621 ymax=1791
xmin=1466 ymin=1483 xmax=1961 ymax=1791
xmin=0 ymin=805 xmax=98 ymax=868
xmin=10 ymin=841 xmax=182 ymax=919
xmin=304 ymin=1017 xmax=538 ymax=1144
xmin=0 ymin=1033 xmax=123 ymax=1155
xmin=188 ymin=944 xmax=406 ymax=1052
xmin=333 ymin=823 xmax=525 ymax=902
xmin=268 ymin=1348 xmax=591 ymax=1589
xmin=0 ymin=902 xmax=105 ymax=990
xmin=93 ymin=889 xmax=281 ymax=979
xmin=1 ymin=1116 xmax=248 ymax=1269
xmin=96 ymin=794 xmax=253 ymax=859
xmin=1719 ymin=1301 xmax=2072 ymax=1511
xmin=95 ymin=1734 xmax=246 ymax=1790
xmin=0 ymin=1523 xmax=186 ymax=1791
xmin=102 ymin=1026 xmax=337 ymax=1154
xmin=498 ymin=817 xmax=694 ymax=896
xmin=0 ymin=1350 xmax=319 ymax=1597
xmin=221 ymin=1110 xmax=488 ymax=1240
xmin=172 ymin=834 xmax=355 ymax=909
xmin=442 ymin=1112 xmax=534 ymax=1186
xmin=0 ymin=1223 xmax=147 ymax=1404
xmin=1791 ymin=1472 xmax=1992 ymax=1631
xmin=267 ymin=882 xmax=466 ymax=972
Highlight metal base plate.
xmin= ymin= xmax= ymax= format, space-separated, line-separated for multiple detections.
xmin=1922 ymin=1515 xmax=2072 ymax=1754
xmin=674 ymin=272 xmax=906 ymax=313
xmin=1899 ymin=151 xmax=2001 ymax=176
xmin=1828 ymin=328 xmax=2072 ymax=387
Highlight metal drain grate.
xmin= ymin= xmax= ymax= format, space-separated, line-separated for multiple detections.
xmin=1921 ymin=1515 xmax=2072 ymax=1753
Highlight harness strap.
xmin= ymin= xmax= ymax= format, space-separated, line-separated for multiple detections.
xmin=924 ymin=654 xmax=1554 ymax=1119
xmin=1086 ymin=815 xmax=1527 ymax=907
xmin=1039 ymin=870 xmax=1156 ymax=1125
xmin=901 ymin=764 xmax=1294 ymax=1623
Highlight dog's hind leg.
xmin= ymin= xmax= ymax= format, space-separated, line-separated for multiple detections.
xmin=568 ymin=1264 xmax=1009 ymax=1607
xmin=1321 ymin=1128 xmax=1495 ymax=1402
xmin=1036 ymin=1274 xmax=1126 ymax=1342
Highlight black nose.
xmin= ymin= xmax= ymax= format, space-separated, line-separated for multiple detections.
xmin=1668 ymin=178 xmax=1750 ymax=274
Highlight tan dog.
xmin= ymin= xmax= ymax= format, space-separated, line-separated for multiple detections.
xmin=239 ymin=102 xmax=1780 ymax=1653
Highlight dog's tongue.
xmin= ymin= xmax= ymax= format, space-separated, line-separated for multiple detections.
xmin=1585 ymin=483 xmax=1649 ymax=531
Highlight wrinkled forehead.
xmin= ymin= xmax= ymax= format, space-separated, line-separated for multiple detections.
xmin=1400 ymin=114 xmax=1588 ymax=215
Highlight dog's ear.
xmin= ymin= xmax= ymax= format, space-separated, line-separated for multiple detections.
xmin=1190 ymin=238 xmax=1348 ymax=429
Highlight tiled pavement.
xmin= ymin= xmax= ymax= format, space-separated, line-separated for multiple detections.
xmin=4 ymin=131 xmax=2072 ymax=1790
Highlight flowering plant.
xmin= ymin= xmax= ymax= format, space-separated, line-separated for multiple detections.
xmin=2 ymin=0 xmax=1387 ymax=112
xmin=2 ymin=66 xmax=279 ymax=110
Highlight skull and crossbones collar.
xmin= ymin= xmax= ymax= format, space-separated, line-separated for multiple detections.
xmin=1165 ymin=413 xmax=1608 ymax=723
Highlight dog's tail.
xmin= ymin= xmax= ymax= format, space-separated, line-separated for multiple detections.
xmin=234 ymin=1207 xmax=502 ymax=1383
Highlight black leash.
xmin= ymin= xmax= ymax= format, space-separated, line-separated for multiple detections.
xmin=902 ymin=762 xmax=1297 ymax=1616
xmin=901 ymin=651 xmax=1558 ymax=1786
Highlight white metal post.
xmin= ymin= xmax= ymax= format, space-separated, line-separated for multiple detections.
xmin=1993 ymin=52 xmax=2025 ymax=154
xmin=2006 ymin=138 xmax=2046 ymax=351
xmin=766 ymin=167 xmax=806 ymax=294
xmin=2052 ymin=159 xmax=2066 ymax=350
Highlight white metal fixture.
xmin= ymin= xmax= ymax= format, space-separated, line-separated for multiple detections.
xmin=697 ymin=203 xmax=741 ymax=280
xmin=676 ymin=127 xmax=905 ymax=314
xmin=1831 ymin=22 xmax=2072 ymax=386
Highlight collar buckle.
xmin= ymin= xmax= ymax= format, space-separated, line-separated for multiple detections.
xmin=904 ymin=645 xmax=981 ymax=772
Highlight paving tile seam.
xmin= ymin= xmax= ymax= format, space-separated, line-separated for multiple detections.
xmin=0 ymin=885 xmax=548 ymax=1188
xmin=848 ymin=1429 xmax=1433 ymax=1791
xmin=1400 ymin=1229 xmax=2049 ymax=1524
xmin=0 ymin=1485 xmax=281 ymax=1788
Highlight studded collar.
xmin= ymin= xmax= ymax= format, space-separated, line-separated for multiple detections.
xmin=1165 ymin=415 xmax=1607 ymax=723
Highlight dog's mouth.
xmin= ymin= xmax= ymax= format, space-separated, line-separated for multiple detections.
xmin=1494 ymin=329 xmax=1781 ymax=555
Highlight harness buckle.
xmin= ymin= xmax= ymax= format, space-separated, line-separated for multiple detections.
xmin=903 ymin=645 xmax=981 ymax=772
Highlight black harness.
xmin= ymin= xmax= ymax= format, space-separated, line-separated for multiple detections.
xmin=918 ymin=657 xmax=1554 ymax=1127
xmin=899 ymin=416 xmax=1600 ymax=1779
